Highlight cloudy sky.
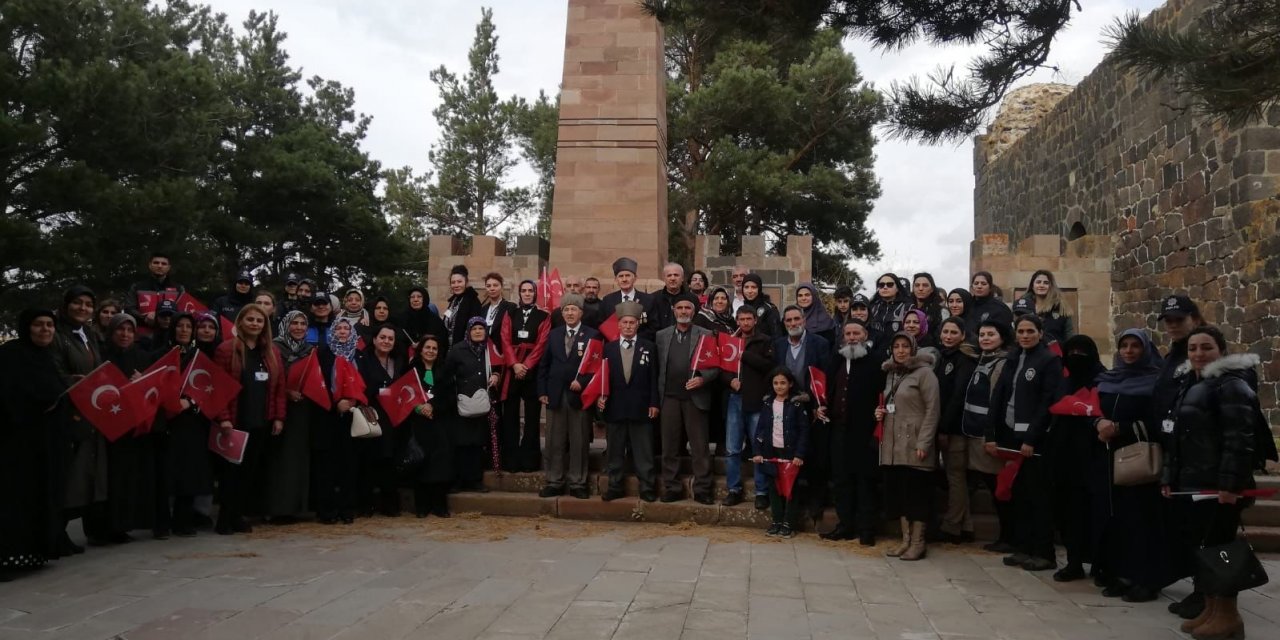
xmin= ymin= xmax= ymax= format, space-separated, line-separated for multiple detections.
xmin=205 ymin=0 xmax=1164 ymax=292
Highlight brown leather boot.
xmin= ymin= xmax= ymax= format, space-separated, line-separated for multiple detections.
xmin=901 ymin=521 xmax=928 ymax=561
xmin=1180 ymin=595 xmax=1216 ymax=633
xmin=886 ymin=517 xmax=910 ymax=557
xmin=1192 ymin=595 xmax=1245 ymax=640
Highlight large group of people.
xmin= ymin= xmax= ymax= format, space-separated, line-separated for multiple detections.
xmin=1 ymin=251 xmax=1274 ymax=639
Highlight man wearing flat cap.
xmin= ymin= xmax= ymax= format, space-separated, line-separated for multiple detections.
xmin=600 ymin=257 xmax=657 ymax=341
xmin=597 ymin=301 xmax=660 ymax=502
xmin=655 ymin=294 xmax=719 ymax=504
xmin=537 ymin=293 xmax=600 ymax=499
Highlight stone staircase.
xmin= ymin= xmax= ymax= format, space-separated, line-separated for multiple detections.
xmin=441 ymin=443 xmax=1280 ymax=551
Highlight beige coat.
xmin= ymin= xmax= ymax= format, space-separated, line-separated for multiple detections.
xmin=878 ymin=351 xmax=941 ymax=470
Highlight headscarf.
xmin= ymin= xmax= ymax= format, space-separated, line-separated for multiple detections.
xmin=741 ymin=273 xmax=765 ymax=303
xmin=796 ymin=283 xmax=837 ymax=334
xmin=465 ymin=316 xmax=488 ymax=357
xmin=327 ymin=317 xmax=358 ymax=362
xmin=904 ymin=307 xmax=929 ymax=338
xmin=517 ymin=279 xmax=538 ymax=310
xmin=698 ymin=287 xmax=735 ymax=329
xmin=194 ymin=312 xmax=220 ymax=356
xmin=1095 ymin=328 xmax=1165 ymax=396
xmin=274 ymin=310 xmax=314 ymax=364
xmin=1061 ymin=334 xmax=1105 ymax=392
xmin=947 ymin=287 xmax=973 ymax=318
xmin=337 ymin=288 xmax=369 ymax=326
xmin=18 ymin=308 xmax=56 ymax=344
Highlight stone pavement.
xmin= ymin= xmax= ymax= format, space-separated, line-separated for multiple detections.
xmin=2 ymin=516 xmax=1278 ymax=640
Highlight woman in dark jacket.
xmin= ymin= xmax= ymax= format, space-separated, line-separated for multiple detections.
xmin=443 ymin=265 xmax=484 ymax=348
xmin=400 ymin=286 xmax=448 ymax=346
xmin=1021 ymin=270 xmax=1074 ymax=344
xmin=406 ymin=335 xmax=455 ymax=517
xmin=1047 ymin=335 xmax=1106 ymax=583
xmin=356 ymin=324 xmax=407 ymax=516
xmin=868 ymin=273 xmax=909 ymax=338
xmin=263 ymin=310 xmax=315 ymax=523
xmin=934 ymin=317 xmax=978 ymax=543
xmin=964 ymin=272 xmax=1014 ymax=337
xmin=97 ymin=314 xmax=157 ymax=543
xmin=1162 ymin=326 xmax=1262 ymax=640
xmin=163 ymin=313 xmax=215 ymax=537
xmin=444 ymin=317 xmax=503 ymax=492
xmin=946 ymin=288 xmax=972 ymax=328
xmin=740 ymin=274 xmax=782 ymax=337
xmin=911 ymin=273 xmax=946 ymax=341
xmin=51 ymin=285 xmax=103 ymax=555
xmin=1086 ymin=329 xmax=1170 ymax=601
xmin=986 ymin=314 xmax=1064 ymax=572
xmin=962 ymin=320 xmax=1014 ymax=552
xmin=796 ymin=283 xmax=837 ymax=346
xmin=694 ymin=287 xmax=736 ymax=335
xmin=1 ymin=309 xmax=67 ymax=577
xmin=315 ymin=317 xmax=365 ymax=524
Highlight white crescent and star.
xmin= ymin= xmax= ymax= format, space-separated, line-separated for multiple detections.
xmin=214 ymin=431 xmax=230 ymax=451
xmin=189 ymin=368 xmax=214 ymax=393
xmin=144 ymin=388 xmax=160 ymax=406
xmin=398 ymin=386 xmax=416 ymax=405
xmin=723 ymin=343 xmax=741 ymax=361
xmin=90 ymin=385 xmax=120 ymax=411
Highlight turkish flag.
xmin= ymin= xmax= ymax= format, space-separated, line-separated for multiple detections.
xmin=67 ymin=363 xmax=139 ymax=442
xmin=717 ymin=333 xmax=743 ymax=374
xmin=219 ymin=316 xmax=237 ymax=339
xmin=692 ymin=335 xmax=721 ymax=372
xmin=122 ymin=364 xmax=176 ymax=435
xmin=808 ymin=366 xmax=827 ymax=406
xmin=873 ymin=392 xmax=885 ymax=442
xmin=175 ymin=292 xmax=207 ymax=315
xmin=580 ymin=358 xmax=610 ymax=408
xmin=143 ymin=347 xmax=186 ymax=417
xmin=378 ymin=369 xmax=425 ymax=428
xmin=180 ymin=350 xmax=242 ymax=419
xmin=770 ymin=458 xmax=801 ymax=500
xmin=995 ymin=457 xmax=1023 ymax=502
xmin=598 ymin=313 xmax=620 ymax=341
xmin=208 ymin=427 xmax=248 ymax=464
xmin=1049 ymin=385 xmax=1102 ymax=417
xmin=487 ymin=340 xmax=504 ymax=369
xmin=548 ymin=267 xmax=564 ymax=310
xmin=576 ymin=337 xmax=603 ymax=377
xmin=286 ymin=350 xmax=332 ymax=410
xmin=332 ymin=356 xmax=366 ymax=403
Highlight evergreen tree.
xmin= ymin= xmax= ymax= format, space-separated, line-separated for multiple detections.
xmin=510 ymin=90 xmax=560 ymax=238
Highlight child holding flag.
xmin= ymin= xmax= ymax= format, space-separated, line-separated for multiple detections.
xmin=752 ymin=367 xmax=809 ymax=539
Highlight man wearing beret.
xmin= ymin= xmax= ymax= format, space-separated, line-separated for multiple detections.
xmin=600 ymin=257 xmax=657 ymax=342
xmin=655 ymin=294 xmax=719 ymax=504
xmin=597 ymin=301 xmax=660 ymax=502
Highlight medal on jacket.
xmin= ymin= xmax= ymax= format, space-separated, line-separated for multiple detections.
xmin=1162 ymin=419 xmax=1175 ymax=434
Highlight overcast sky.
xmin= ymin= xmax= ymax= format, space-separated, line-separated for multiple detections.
xmin=205 ymin=0 xmax=1165 ymax=293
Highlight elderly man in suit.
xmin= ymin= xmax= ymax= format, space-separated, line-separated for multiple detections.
xmin=656 ymin=294 xmax=720 ymax=504
xmin=537 ymin=294 xmax=599 ymax=499
xmin=599 ymin=257 xmax=657 ymax=341
xmin=597 ymin=301 xmax=660 ymax=502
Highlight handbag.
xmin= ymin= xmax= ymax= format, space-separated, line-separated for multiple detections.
xmin=457 ymin=389 xmax=491 ymax=417
xmin=350 ymin=405 xmax=383 ymax=438
xmin=1112 ymin=420 xmax=1162 ymax=486
xmin=1195 ymin=529 xmax=1269 ymax=594
xmin=395 ymin=437 xmax=425 ymax=476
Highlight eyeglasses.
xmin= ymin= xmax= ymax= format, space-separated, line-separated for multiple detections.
xmin=877 ymin=282 xmax=895 ymax=288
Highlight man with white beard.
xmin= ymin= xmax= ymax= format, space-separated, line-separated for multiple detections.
xmin=816 ymin=319 xmax=886 ymax=545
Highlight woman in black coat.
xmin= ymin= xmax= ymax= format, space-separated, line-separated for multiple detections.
xmin=933 ymin=317 xmax=978 ymax=543
xmin=164 ymin=314 xmax=216 ymax=537
xmin=400 ymin=286 xmax=448 ymax=347
xmin=405 ymin=335 xmax=455 ymax=517
xmin=1 ymin=309 xmax=67 ymax=578
xmin=96 ymin=314 xmax=157 ymax=543
xmin=868 ymin=272 xmax=909 ymax=338
xmin=315 ymin=318 xmax=364 ymax=524
xmin=444 ymin=317 xmax=502 ymax=492
xmin=1047 ymin=335 xmax=1105 ymax=583
xmin=964 ymin=272 xmax=1013 ymax=337
xmin=740 ymin=274 xmax=782 ymax=337
xmin=1162 ymin=326 xmax=1263 ymax=639
xmin=442 ymin=265 xmax=484 ymax=348
xmin=264 ymin=310 xmax=315 ymax=523
xmin=356 ymin=324 xmax=407 ymax=516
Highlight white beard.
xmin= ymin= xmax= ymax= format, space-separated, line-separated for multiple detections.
xmin=840 ymin=343 xmax=868 ymax=360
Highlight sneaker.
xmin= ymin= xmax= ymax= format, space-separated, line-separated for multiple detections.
xmin=1002 ymin=553 xmax=1031 ymax=567
xmin=778 ymin=524 xmax=795 ymax=539
xmin=721 ymin=491 xmax=744 ymax=507
xmin=766 ymin=523 xmax=782 ymax=537
xmin=754 ymin=495 xmax=769 ymax=511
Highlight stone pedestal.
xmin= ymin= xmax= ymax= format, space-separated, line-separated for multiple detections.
xmin=547 ymin=0 xmax=668 ymax=285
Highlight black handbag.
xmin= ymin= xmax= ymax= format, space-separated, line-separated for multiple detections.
xmin=1195 ymin=529 xmax=1269 ymax=595
xmin=395 ymin=437 xmax=425 ymax=476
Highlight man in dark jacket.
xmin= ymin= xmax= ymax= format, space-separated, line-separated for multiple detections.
xmin=650 ymin=262 xmax=696 ymax=335
xmin=722 ymin=306 xmax=775 ymax=508
xmin=598 ymin=302 xmax=660 ymax=502
xmin=600 ymin=258 xmax=657 ymax=341
xmin=537 ymin=294 xmax=599 ymax=499
xmin=655 ymin=295 xmax=719 ymax=504
xmin=211 ymin=271 xmax=254 ymax=324
xmin=125 ymin=251 xmax=185 ymax=335
xmin=582 ymin=277 xmax=605 ymax=330
xmin=818 ymin=319 xmax=886 ymax=544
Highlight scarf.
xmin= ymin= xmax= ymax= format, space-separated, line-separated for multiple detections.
xmin=274 ymin=310 xmax=314 ymax=364
xmin=796 ymin=283 xmax=837 ymax=334
xmin=465 ymin=316 xmax=488 ymax=358
xmin=1061 ymin=334 xmax=1104 ymax=391
xmin=327 ymin=318 xmax=358 ymax=362
xmin=1095 ymin=328 xmax=1164 ymax=396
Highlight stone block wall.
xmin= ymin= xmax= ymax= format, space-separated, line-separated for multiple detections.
xmin=973 ymin=0 xmax=1280 ymax=425
xmin=693 ymin=235 xmax=813 ymax=307
xmin=426 ymin=235 xmax=548 ymax=305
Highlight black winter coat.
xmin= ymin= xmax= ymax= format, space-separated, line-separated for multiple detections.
xmin=1164 ymin=354 xmax=1261 ymax=494
xmin=723 ymin=332 xmax=775 ymax=413
xmin=964 ymin=294 xmax=1013 ymax=336
xmin=443 ymin=287 xmax=484 ymax=348
xmin=934 ymin=344 xmax=978 ymax=435
xmin=986 ymin=342 xmax=1064 ymax=449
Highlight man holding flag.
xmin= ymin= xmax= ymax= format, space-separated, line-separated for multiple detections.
xmin=720 ymin=306 xmax=776 ymax=509
xmin=597 ymin=302 xmax=659 ymax=502
xmin=655 ymin=295 xmax=719 ymax=504
xmin=536 ymin=294 xmax=600 ymax=499
xmin=774 ymin=305 xmax=831 ymax=521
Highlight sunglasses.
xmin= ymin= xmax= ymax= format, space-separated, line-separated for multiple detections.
xmin=877 ymin=281 xmax=896 ymax=288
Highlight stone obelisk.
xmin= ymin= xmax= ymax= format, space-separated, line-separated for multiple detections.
xmin=547 ymin=0 xmax=668 ymax=284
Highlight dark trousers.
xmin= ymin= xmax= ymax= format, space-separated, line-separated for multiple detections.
xmin=414 ymin=482 xmax=451 ymax=515
xmin=217 ymin=428 xmax=267 ymax=527
xmin=1183 ymin=500 xmax=1245 ymax=596
xmin=978 ymin=472 xmax=1018 ymax=545
xmin=606 ymin=420 xmax=655 ymax=494
xmin=357 ymin=440 xmax=398 ymax=516
xmin=152 ymin=433 xmax=171 ymax=534
xmin=544 ymin=394 xmax=592 ymax=490
xmin=500 ymin=377 xmax=542 ymax=472
xmin=1012 ymin=455 xmax=1054 ymax=561
xmin=802 ymin=420 xmax=831 ymax=518
xmin=770 ymin=484 xmax=801 ymax=526
xmin=659 ymin=397 xmax=712 ymax=497
xmin=455 ymin=445 xmax=486 ymax=489
xmin=172 ymin=495 xmax=196 ymax=532
xmin=830 ymin=427 xmax=879 ymax=534
xmin=314 ymin=444 xmax=357 ymax=519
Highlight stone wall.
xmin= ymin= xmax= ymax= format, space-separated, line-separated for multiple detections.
xmin=425 ymin=235 xmax=547 ymax=305
xmin=693 ymin=235 xmax=813 ymax=307
xmin=973 ymin=0 xmax=1280 ymax=425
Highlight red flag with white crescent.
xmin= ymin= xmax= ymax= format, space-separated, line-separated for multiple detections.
xmin=580 ymin=358 xmax=610 ymax=408
xmin=174 ymin=292 xmax=208 ymax=316
xmin=122 ymin=364 xmax=176 ymax=435
xmin=287 ymin=350 xmax=333 ymax=410
xmin=67 ymin=363 xmax=139 ymax=442
xmin=808 ymin=366 xmax=827 ymax=406
xmin=576 ymin=337 xmax=603 ymax=377
xmin=208 ymin=427 xmax=248 ymax=464
xmin=548 ymin=267 xmax=564 ymax=310
xmin=332 ymin=355 xmax=366 ymax=404
xmin=692 ymin=334 xmax=722 ymax=371
xmin=378 ymin=368 xmax=426 ymax=428
xmin=716 ymin=333 xmax=743 ymax=374
xmin=180 ymin=349 xmax=242 ymax=419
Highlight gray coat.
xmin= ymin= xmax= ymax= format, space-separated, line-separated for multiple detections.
xmin=655 ymin=324 xmax=719 ymax=411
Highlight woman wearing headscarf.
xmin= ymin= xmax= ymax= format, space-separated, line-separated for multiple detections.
xmin=443 ymin=265 xmax=484 ymax=348
xmin=498 ymin=280 xmax=550 ymax=473
xmin=901 ymin=308 xmax=936 ymax=351
xmin=910 ymin=273 xmax=946 ymax=340
xmin=694 ymin=287 xmax=736 ymax=335
xmin=94 ymin=314 xmax=158 ymax=543
xmin=739 ymin=273 xmax=782 ymax=337
xmin=49 ymin=286 xmax=103 ymax=555
xmin=356 ymin=323 xmax=408 ymax=516
xmin=946 ymin=288 xmax=973 ymax=330
xmin=194 ymin=312 xmax=221 ymax=356
xmin=315 ymin=317 xmax=365 ymax=524
xmin=445 ymin=317 xmax=502 ymax=492
xmin=406 ymin=336 xmax=455 ymax=517
xmin=1047 ymin=335 xmax=1106 ymax=583
xmin=264 ymin=310 xmax=315 ymax=523
xmin=338 ymin=288 xmax=371 ymax=329
xmin=400 ymin=286 xmax=448 ymax=347
xmin=1086 ymin=329 xmax=1170 ymax=602
xmin=876 ymin=332 xmax=940 ymax=562
xmin=1 ymin=309 xmax=67 ymax=577
xmin=868 ymin=273 xmax=909 ymax=338
xmin=796 ymin=283 xmax=837 ymax=347
xmin=162 ymin=313 xmax=214 ymax=537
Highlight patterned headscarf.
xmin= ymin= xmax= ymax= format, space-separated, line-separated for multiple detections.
xmin=327 ymin=317 xmax=358 ymax=361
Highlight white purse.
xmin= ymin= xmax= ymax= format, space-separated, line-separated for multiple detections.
xmin=350 ymin=406 xmax=383 ymax=438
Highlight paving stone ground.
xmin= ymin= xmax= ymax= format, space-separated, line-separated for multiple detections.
xmin=2 ymin=515 xmax=1278 ymax=640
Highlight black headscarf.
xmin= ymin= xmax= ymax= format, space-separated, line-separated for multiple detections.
xmin=1061 ymin=334 xmax=1105 ymax=392
xmin=947 ymin=287 xmax=973 ymax=319
xmin=1095 ymin=329 xmax=1164 ymax=397
xmin=401 ymin=286 xmax=448 ymax=345
xmin=18 ymin=308 xmax=57 ymax=344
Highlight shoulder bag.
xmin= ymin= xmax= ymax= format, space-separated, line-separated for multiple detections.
xmin=350 ymin=405 xmax=383 ymax=438
xmin=1113 ymin=420 xmax=1162 ymax=486
xmin=1196 ymin=526 xmax=1269 ymax=595
xmin=457 ymin=345 xmax=493 ymax=417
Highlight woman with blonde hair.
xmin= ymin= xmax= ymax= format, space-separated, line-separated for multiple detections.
xmin=1020 ymin=270 xmax=1073 ymax=343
